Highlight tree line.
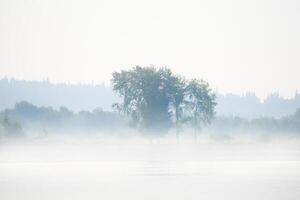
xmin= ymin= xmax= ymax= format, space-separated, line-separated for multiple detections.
xmin=1 ymin=77 xmax=300 ymax=118
xmin=0 ymin=101 xmax=124 ymax=137
xmin=0 ymin=102 xmax=299 ymax=138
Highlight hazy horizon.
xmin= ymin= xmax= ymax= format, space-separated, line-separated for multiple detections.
xmin=1 ymin=77 xmax=300 ymax=118
xmin=0 ymin=76 xmax=299 ymax=100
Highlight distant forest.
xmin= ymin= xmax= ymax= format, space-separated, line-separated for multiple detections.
xmin=0 ymin=101 xmax=125 ymax=138
xmin=1 ymin=78 xmax=300 ymax=119
xmin=0 ymin=101 xmax=299 ymax=138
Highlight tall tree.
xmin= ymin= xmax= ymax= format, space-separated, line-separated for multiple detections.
xmin=185 ymin=79 xmax=216 ymax=142
xmin=112 ymin=66 xmax=174 ymax=132
xmin=167 ymin=75 xmax=186 ymax=140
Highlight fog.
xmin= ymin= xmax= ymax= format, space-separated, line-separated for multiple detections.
xmin=1 ymin=0 xmax=299 ymax=198
xmin=0 ymin=133 xmax=300 ymax=200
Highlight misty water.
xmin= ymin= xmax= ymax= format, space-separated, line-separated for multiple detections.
xmin=0 ymin=134 xmax=300 ymax=200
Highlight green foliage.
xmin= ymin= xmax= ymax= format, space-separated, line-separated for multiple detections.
xmin=112 ymin=66 xmax=216 ymax=133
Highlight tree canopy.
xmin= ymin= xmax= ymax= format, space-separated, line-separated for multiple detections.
xmin=111 ymin=66 xmax=216 ymax=134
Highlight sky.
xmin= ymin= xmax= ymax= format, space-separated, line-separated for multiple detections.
xmin=0 ymin=0 xmax=299 ymax=99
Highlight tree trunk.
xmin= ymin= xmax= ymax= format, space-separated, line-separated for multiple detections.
xmin=194 ymin=126 xmax=198 ymax=144
xmin=176 ymin=122 xmax=179 ymax=144
xmin=175 ymin=108 xmax=180 ymax=144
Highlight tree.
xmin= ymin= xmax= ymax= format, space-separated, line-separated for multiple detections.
xmin=112 ymin=66 xmax=176 ymax=132
xmin=112 ymin=66 xmax=217 ymax=137
xmin=168 ymin=75 xmax=186 ymax=140
xmin=184 ymin=79 xmax=216 ymax=141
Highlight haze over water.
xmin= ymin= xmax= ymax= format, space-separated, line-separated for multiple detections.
xmin=0 ymin=134 xmax=299 ymax=200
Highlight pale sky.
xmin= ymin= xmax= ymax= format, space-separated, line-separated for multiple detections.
xmin=0 ymin=0 xmax=299 ymax=99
